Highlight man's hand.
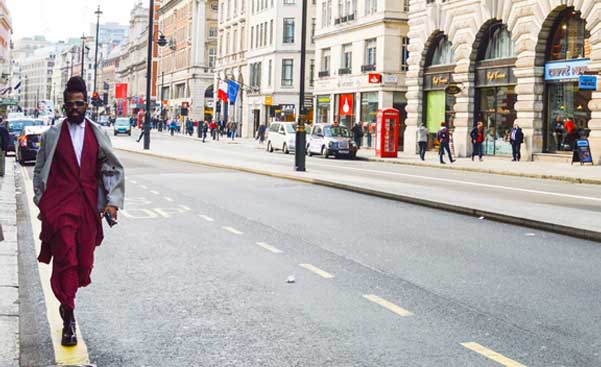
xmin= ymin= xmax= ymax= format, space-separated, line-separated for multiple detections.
xmin=102 ymin=205 xmax=118 ymax=221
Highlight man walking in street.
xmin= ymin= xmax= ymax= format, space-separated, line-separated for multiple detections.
xmin=417 ymin=123 xmax=428 ymax=161
xmin=0 ymin=122 xmax=9 ymax=177
xmin=351 ymin=122 xmax=363 ymax=149
xmin=510 ymin=123 xmax=524 ymax=162
xmin=33 ymin=76 xmax=125 ymax=347
xmin=437 ymin=122 xmax=454 ymax=164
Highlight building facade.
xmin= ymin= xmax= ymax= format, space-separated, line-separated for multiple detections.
xmin=214 ymin=0 xmax=248 ymax=135
xmin=19 ymin=48 xmax=57 ymax=115
xmin=405 ymin=0 xmax=601 ymax=164
xmin=158 ymin=0 xmax=218 ymax=121
xmin=0 ymin=0 xmax=12 ymax=93
xmin=243 ymin=0 xmax=316 ymax=137
xmin=314 ymin=0 xmax=409 ymax=148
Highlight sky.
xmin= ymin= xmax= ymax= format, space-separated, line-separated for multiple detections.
xmin=9 ymin=0 xmax=137 ymax=42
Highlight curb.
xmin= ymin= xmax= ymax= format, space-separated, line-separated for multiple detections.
xmin=116 ymin=147 xmax=601 ymax=243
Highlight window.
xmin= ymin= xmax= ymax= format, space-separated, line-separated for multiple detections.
xmin=310 ymin=59 xmax=315 ymax=86
xmin=250 ymin=26 xmax=254 ymax=49
xmin=233 ymin=30 xmax=238 ymax=53
xmin=219 ymin=35 xmax=223 ymax=55
xmin=282 ymin=59 xmax=293 ymax=86
xmin=225 ymin=33 xmax=230 ymax=54
xmin=263 ymin=22 xmax=267 ymax=46
xmin=270 ymin=20 xmax=274 ymax=45
xmin=326 ymin=0 xmax=332 ymax=25
xmin=403 ymin=0 xmax=409 ymax=12
xmin=342 ymin=43 xmax=352 ymax=70
xmin=321 ymin=1 xmax=327 ymax=27
xmin=211 ymin=1 xmax=219 ymax=11
xmin=283 ymin=18 xmax=295 ymax=43
xmin=251 ymin=0 xmax=255 ymax=13
xmin=209 ymin=27 xmax=218 ymax=38
xmin=311 ymin=18 xmax=316 ymax=43
xmin=209 ymin=48 xmax=216 ymax=67
xmin=250 ymin=62 xmax=262 ymax=87
xmin=268 ymin=59 xmax=272 ymax=86
xmin=220 ymin=2 xmax=224 ymax=21
xmin=227 ymin=0 xmax=231 ymax=18
xmin=365 ymin=0 xmax=376 ymax=15
xmin=345 ymin=0 xmax=351 ymax=15
xmin=284 ymin=0 xmax=295 ymax=4
xmin=234 ymin=0 xmax=238 ymax=15
xmin=430 ymin=36 xmax=453 ymax=66
xmin=365 ymin=38 xmax=376 ymax=66
xmin=483 ymin=26 xmax=515 ymax=60
xmin=401 ymin=36 xmax=409 ymax=71
xmin=337 ymin=0 xmax=343 ymax=18
xmin=321 ymin=48 xmax=331 ymax=71
xmin=255 ymin=25 xmax=259 ymax=48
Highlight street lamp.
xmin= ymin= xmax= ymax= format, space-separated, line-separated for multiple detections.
xmin=144 ymin=0 xmax=156 ymax=150
xmin=93 ymin=5 xmax=103 ymax=100
xmin=294 ymin=0 xmax=308 ymax=171
xmin=80 ymin=34 xmax=86 ymax=77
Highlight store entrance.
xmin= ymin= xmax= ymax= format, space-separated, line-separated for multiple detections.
xmin=478 ymin=86 xmax=517 ymax=156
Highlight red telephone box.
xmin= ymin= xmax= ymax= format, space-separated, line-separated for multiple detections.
xmin=375 ymin=108 xmax=400 ymax=158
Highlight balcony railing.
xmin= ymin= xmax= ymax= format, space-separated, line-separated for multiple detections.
xmin=338 ymin=68 xmax=351 ymax=75
xmin=318 ymin=70 xmax=330 ymax=77
xmin=361 ymin=64 xmax=376 ymax=72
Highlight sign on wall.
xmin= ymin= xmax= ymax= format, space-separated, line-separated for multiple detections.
xmin=579 ymin=75 xmax=597 ymax=91
xmin=545 ymin=58 xmax=590 ymax=81
xmin=339 ymin=93 xmax=354 ymax=116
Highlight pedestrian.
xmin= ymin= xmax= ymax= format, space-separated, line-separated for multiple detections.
xmin=229 ymin=122 xmax=237 ymax=141
xmin=185 ymin=118 xmax=193 ymax=136
xmin=470 ymin=121 xmax=485 ymax=161
xmin=136 ymin=122 xmax=146 ymax=143
xmin=257 ymin=124 xmax=266 ymax=144
xmin=197 ymin=120 xmax=203 ymax=138
xmin=510 ymin=122 xmax=524 ymax=161
xmin=553 ymin=115 xmax=564 ymax=151
xmin=33 ymin=76 xmax=124 ymax=346
xmin=564 ymin=117 xmax=576 ymax=150
xmin=209 ymin=120 xmax=217 ymax=140
xmin=0 ymin=122 xmax=9 ymax=177
xmin=437 ymin=122 xmax=454 ymax=164
xmin=351 ymin=121 xmax=363 ymax=148
xmin=417 ymin=123 xmax=428 ymax=161
xmin=202 ymin=120 xmax=209 ymax=142
xmin=169 ymin=119 xmax=176 ymax=136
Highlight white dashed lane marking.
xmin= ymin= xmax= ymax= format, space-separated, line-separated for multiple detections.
xmin=222 ymin=226 xmax=243 ymax=235
xmin=150 ymin=190 xmax=160 ymax=195
xmin=198 ymin=215 xmax=214 ymax=222
xmin=140 ymin=185 xmax=148 ymax=189
xmin=164 ymin=197 xmax=174 ymax=202
xmin=256 ymin=242 xmax=283 ymax=254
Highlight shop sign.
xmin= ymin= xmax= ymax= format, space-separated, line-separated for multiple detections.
xmin=282 ymin=104 xmax=295 ymax=113
xmin=578 ymin=75 xmax=597 ymax=91
xmin=424 ymin=72 xmax=452 ymax=91
xmin=339 ymin=93 xmax=354 ymax=116
xmin=382 ymin=74 xmax=399 ymax=85
xmin=545 ymin=59 xmax=590 ymax=81
xmin=317 ymin=96 xmax=331 ymax=104
xmin=303 ymin=96 xmax=314 ymax=110
xmin=476 ymin=66 xmax=516 ymax=87
xmin=446 ymin=82 xmax=462 ymax=95
xmin=264 ymin=96 xmax=273 ymax=106
xmin=368 ymin=73 xmax=381 ymax=84
xmin=205 ymin=98 xmax=214 ymax=108
xmin=572 ymin=139 xmax=593 ymax=165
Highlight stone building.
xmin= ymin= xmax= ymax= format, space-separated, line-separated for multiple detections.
xmin=404 ymin=0 xmax=601 ymax=164
xmin=158 ymin=0 xmax=218 ymax=121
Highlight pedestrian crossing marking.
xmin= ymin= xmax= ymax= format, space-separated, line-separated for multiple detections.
xmin=299 ymin=263 xmax=334 ymax=279
xmin=256 ymin=242 xmax=283 ymax=253
xmin=363 ymin=294 xmax=413 ymax=317
xmin=222 ymin=226 xmax=243 ymax=235
xmin=461 ymin=342 xmax=527 ymax=367
xmin=199 ymin=214 xmax=214 ymax=222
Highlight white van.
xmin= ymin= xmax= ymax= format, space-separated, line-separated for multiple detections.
xmin=266 ymin=122 xmax=296 ymax=154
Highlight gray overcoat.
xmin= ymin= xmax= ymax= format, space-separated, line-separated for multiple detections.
xmin=33 ymin=119 xmax=125 ymax=211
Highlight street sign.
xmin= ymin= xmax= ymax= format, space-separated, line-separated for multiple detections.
xmin=579 ymin=75 xmax=597 ymax=91
xmin=446 ymin=82 xmax=462 ymax=95
xmin=368 ymin=73 xmax=381 ymax=84
xmin=572 ymin=139 xmax=593 ymax=165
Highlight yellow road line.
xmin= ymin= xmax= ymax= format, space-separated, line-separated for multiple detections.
xmin=461 ymin=342 xmax=527 ymax=367
xmin=256 ymin=242 xmax=283 ymax=253
xmin=21 ymin=166 xmax=91 ymax=366
xmin=363 ymin=294 xmax=413 ymax=317
xmin=222 ymin=226 xmax=243 ymax=235
xmin=299 ymin=263 xmax=334 ymax=279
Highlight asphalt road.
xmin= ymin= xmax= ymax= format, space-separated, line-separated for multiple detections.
xmin=20 ymin=150 xmax=601 ymax=366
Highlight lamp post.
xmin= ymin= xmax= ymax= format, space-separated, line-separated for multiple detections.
xmin=294 ymin=0 xmax=308 ymax=171
xmin=144 ymin=0 xmax=156 ymax=150
xmin=93 ymin=5 xmax=103 ymax=99
xmin=80 ymin=34 xmax=86 ymax=77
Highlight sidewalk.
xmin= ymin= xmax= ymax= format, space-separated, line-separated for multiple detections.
xmin=0 ymin=158 xmax=19 ymax=367
xmin=152 ymin=129 xmax=601 ymax=184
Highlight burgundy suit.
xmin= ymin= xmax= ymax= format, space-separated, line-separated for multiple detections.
xmin=38 ymin=121 xmax=104 ymax=311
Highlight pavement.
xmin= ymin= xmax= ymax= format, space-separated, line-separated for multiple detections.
xmin=110 ymin=128 xmax=601 ymax=242
xmin=17 ymin=150 xmax=601 ymax=366
xmin=0 ymin=157 xmax=19 ymax=367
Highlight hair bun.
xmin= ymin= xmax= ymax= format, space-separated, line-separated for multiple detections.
xmin=66 ymin=76 xmax=87 ymax=93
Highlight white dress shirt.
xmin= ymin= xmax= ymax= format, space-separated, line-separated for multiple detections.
xmin=68 ymin=120 xmax=85 ymax=166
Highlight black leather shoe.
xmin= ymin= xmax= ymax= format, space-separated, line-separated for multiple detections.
xmin=61 ymin=321 xmax=78 ymax=346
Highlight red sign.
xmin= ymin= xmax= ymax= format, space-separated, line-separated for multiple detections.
xmin=115 ymin=83 xmax=128 ymax=99
xmin=339 ymin=93 xmax=354 ymax=116
xmin=368 ymin=73 xmax=381 ymax=84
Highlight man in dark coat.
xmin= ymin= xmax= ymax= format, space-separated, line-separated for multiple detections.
xmin=0 ymin=121 xmax=9 ymax=177
xmin=510 ymin=123 xmax=524 ymax=161
xmin=33 ymin=77 xmax=125 ymax=346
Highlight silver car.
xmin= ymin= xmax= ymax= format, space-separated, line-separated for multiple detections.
xmin=307 ymin=123 xmax=358 ymax=159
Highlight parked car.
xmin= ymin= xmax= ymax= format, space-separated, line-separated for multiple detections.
xmin=307 ymin=123 xmax=358 ymax=159
xmin=16 ymin=125 xmax=49 ymax=165
xmin=266 ymin=122 xmax=296 ymax=154
xmin=113 ymin=117 xmax=132 ymax=136
xmin=98 ymin=115 xmax=110 ymax=127
xmin=5 ymin=119 xmax=44 ymax=154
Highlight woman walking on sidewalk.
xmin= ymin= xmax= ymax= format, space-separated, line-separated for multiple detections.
xmin=417 ymin=123 xmax=428 ymax=161
xmin=437 ymin=122 xmax=454 ymax=164
xmin=470 ymin=121 xmax=485 ymax=161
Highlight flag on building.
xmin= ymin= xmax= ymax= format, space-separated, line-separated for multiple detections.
xmin=227 ymin=80 xmax=239 ymax=104
xmin=218 ymin=80 xmax=228 ymax=102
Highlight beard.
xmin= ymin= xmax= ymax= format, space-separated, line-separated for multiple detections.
xmin=67 ymin=111 xmax=85 ymax=124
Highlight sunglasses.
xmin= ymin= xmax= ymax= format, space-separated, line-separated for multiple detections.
xmin=64 ymin=100 xmax=86 ymax=108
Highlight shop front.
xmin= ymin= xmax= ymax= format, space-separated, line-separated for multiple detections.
xmin=543 ymin=8 xmax=592 ymax=153
xmin=335 ymin=93 xmax=356 ymax=129
xmin=423 ymin=70 xmax=456 ymax=147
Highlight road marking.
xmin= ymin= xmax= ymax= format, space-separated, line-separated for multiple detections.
xmin=223 ymin=226 xmax=243 ymax=235
xmin=121 ymin=208 xmax=159 ymax=219
xmin=179 ymin=204 xmax=191 ymax=211
xmin=198 ymin=214 xmax=214 ymax=222
xmin=154 ymin=206 xmax=191 ymax=218
xmin=299 ymin=263 xmax=334 ymax=279
xmin=461 ymin=342 xmax=527 ymax=367
xmin=20 ymin=166 xmax=91 ymax=365
xmin=129 ymin=179 xmax=137 ymax=184
xmin=140 ymin=185 xmax=148 ymax=189
xmin=164 ymin=196 xmax=174 ymax=202
xmin=150 ymin=190 xmax=160 ymax=195
xmin=363 ymin=294 xmax=413 ymax=317
xmin=256 ymin=242 xmax=283 ymax=253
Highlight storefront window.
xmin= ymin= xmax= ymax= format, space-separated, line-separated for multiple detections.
xmin=479 ymin=86 xmax=516 ymax=156
xmin=360 ymin=92 xmax=378 ymax=123
xmin=544 ymin=8 xmax=591 ymax=153
xmin=316 ymin=95 xmax=331 ymax=123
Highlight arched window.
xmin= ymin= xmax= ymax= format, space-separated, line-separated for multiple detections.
xmin=483 ymin=27 xmax=514 ymax=60
xmin=430 ymin=37 xmax=454 ymax=66
xmin=548 ymin=10 xmax=589 ymax=60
